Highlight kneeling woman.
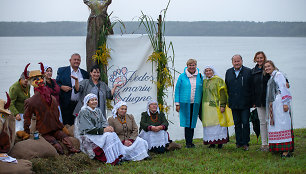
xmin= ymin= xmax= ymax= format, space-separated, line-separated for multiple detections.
xmin=139 ymin=100 xmax=170 ymax=153
xmin=74 ymin=94 xmax=126 ymax=165
xmin=108 ymin=101 xmax=149 ymax=161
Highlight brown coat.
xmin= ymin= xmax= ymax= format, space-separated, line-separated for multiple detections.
xmin=0 ymin=115 xmax=15 ymax=153
xmin=108 ymin=114 xmax=138 ymax=142
xmin=24 ymin=92 xmax=64 ymax=135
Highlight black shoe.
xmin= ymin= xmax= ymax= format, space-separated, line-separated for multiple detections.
xmin=243 ymin=145 xmax=249 ymax=151
xmin=186 ymin=144 xmax=195 ymax=148
xmin=115 ymin=159 xmax=124 ymax=166
xmin=144 ymin=156 xmax=152 ymax=160
xmin=208 ymin=144 xmax=216 ymax=148
xmin=217 ymin=144 xmax=223 ymax=149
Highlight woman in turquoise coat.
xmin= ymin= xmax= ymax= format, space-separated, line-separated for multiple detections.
xmin=175 ymin=59 xmax=203 ymax=148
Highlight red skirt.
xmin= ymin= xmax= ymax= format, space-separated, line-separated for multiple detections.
xmin=203 ymin=137 xmax=229 ymax=145
xmin=93 ymin=147 xmax=121 ymax=165
xmin=269 ymin=130 xmax=294 ymax=152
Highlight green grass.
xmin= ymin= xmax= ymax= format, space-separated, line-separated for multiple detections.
xmin=31 ymin=128 xmax=306 ymax=174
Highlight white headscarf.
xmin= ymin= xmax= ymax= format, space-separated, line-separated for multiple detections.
xmin=44 ymin=65 xmax=52 ymax=72
xmin=111 ymin=101 xmax=127 ymax=118
xmin=203 ymin=65 xmax=219 ymax=79
xmin=147 ymin=99 xmax=160 ymax=116
xmin=82 ymin=93 xmax=98 ymax=111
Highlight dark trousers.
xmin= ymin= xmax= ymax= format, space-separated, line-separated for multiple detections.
xmin=42 ymin=130 xmax=68 ymax=145
xmin=232 ymin=109 xmax=250 ymax=146
xmin=184 ymin=104 xmax=195 ymax=145
xmin=61 ymin=101 xmax=77 ymax=125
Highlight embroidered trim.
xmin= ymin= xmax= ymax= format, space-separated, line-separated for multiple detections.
xmin=282 ymin=95 xmax=292 ymax=100
xmin=269 ymin=130 xmax=292 ymax=140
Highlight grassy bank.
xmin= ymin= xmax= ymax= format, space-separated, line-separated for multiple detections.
xmin=31 ymin=128 xmax=306 ymax=174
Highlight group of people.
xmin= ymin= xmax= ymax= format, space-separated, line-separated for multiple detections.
xmin=1 ymin=51 xmax=294 ymax=166
xmin=175 ymin=52 xmax=294 ymax=158
xmin=3 ymin=53 xmax=180 ymax=165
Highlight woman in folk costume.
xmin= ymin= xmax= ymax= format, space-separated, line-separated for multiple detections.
xmin=22 ymin=63 xmax=80 ymax=154
xmin=0 ymin=92 xmax=16 ymax=153
xmin=139 ymin=100 xmax=170 ymax=153
xmin=264 ymin=60 xmax=294 ymax=157
xmin=74 ymin=93 xmax=125 ymax=165
xmin=108 ymin=101 xmax=149 ymax=161
xmin=201 ymin=66 xmax=233 ymax=148
xmin=175 ymin=59 xmax=203 ymax=148
xmin=44 ymin=65 xmax=63 ymax=123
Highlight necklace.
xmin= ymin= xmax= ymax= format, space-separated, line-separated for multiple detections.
xmin=19 ymin=81 xmax=29 ymax=97
xmin=150 ymin=113 xmax=159 ymax=123
xmin=117 ymin=115 xmax=127 ymax=124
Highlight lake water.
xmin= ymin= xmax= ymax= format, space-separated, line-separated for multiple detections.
xmin=0 ymin=36 xmax=305 ymax=141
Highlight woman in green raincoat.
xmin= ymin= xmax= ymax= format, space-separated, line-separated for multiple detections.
xmin=201 ymin=66 xmax=233 ymax=148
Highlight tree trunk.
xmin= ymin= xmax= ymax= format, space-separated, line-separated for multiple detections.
xmin=85 ymin=13 xmax=113 ymax=72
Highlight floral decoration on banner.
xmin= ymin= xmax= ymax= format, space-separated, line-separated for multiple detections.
xmin=140 ymin=0 xmax=175 ymax=115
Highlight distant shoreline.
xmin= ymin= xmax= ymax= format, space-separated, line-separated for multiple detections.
xmin=1 ymin=21 xmax=306 ymax=37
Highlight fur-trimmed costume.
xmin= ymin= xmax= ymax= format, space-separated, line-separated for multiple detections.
xmin=21 ymin=63 xmax=80 ymax=154
xmin=24 ymin=91 xmax=63 ymax=134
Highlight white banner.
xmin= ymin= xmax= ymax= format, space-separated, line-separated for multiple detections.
xmin=107 ymin=34 xmax=156 ymax=123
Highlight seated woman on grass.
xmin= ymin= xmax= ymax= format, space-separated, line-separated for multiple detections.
xmin=74 ymin=93 xmax=125 ymax=165
xmin=139 ymin=100 xmax=181 ymax=153
xmin=108 ymin=101 xmax=149 ymax=161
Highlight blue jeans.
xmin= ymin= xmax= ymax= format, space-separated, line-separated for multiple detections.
xmin=232 ymin=109 xmax=250 ymax=146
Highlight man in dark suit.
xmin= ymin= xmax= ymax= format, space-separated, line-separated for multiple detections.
xmin=56 ymin=53 xmax=89 ymax=125
xmin=225 ymin=54 xmax=252 ymax=151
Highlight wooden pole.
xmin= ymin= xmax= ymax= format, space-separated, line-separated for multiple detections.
xmin=158 ymin=15 xmax=162 ymax=52
xmin=157 ymin=14 xmax=164 ymax=107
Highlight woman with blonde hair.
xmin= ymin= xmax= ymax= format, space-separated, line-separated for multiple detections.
xmin=250 ymin=51 xmax=270 ymax=151
xmin=264 ymin=60 xmax=294 ymax=157
xmin=175 ymin=59 xmax=203 ymax=148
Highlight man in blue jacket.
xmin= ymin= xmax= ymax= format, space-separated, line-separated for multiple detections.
xmin=56 ymin=53 xmax=89 ymax=125
xmin=225 ymin=54 xmax=252 ymax=151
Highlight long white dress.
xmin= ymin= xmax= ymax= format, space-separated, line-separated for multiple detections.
xmin=75 ymin=107 xmax=126 ymax=163
xmin=267 ymin=70 xmax=293 ymax=151
xmin=139 ymin=130 xmax=169 ymax=150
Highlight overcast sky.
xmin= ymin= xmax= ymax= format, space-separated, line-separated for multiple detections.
xmin=1 ymin=0 xmax=305 ymax=22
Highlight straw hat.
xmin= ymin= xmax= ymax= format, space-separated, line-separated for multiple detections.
xmin=23 ymin=62 xmax=45 ymax=79
xmin=0 ymin=99 xmax=11 ymax=115
xmin=29 ymin=70 xmax=43 ymax=78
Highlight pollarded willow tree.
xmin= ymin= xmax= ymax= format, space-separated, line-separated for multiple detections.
xmin=83 ymin=0 xmax=113 ymax=75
